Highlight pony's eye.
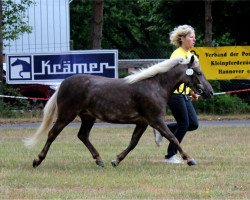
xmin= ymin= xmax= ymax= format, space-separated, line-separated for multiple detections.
xmin=194 ymin=69 xmax=202 ymax=75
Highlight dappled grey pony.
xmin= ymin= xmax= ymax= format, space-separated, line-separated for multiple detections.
xmin=24 ymin=55 xmax=213 ymax=168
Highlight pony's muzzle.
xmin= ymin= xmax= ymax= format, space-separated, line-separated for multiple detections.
xmin=197 ymin=84 xmax=214 ymax=98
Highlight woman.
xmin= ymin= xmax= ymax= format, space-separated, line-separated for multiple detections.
xmin=154 ymin=24 xmax=199 ymax=164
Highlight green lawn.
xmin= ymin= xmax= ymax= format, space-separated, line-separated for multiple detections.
xmin=0 ymin=125 xmax=249 ymax=199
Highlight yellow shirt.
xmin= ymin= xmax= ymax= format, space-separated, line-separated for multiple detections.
xmin=170 ymin=47 xmax=193 ymax=94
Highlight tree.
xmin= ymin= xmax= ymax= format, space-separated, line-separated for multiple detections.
xmin=0 ymin=0 xmax=34 ymax=84
xmin=205 ymin=0 xmax=212 ymax=46
xmin=102 ymin=0 xmax=173 ymax=58
xmin=70 ymin=0 xmax=92 ymax=49
xmin=2 ymin=0 xmax=33 ymax=41
xmin=70 ymin=0 xmax=250 ymax=58
xmin=0 ymin=0 xmax=3 ymax=84
xmin=90 ymin=0 xmax=104 ymax=49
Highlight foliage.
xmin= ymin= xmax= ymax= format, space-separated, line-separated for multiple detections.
xmin=208 ymin=80 xmax=222 ymax=93
xmin=70 ymin=0 xmax=92 ymax=50
xmin=70 ymin=0 xmax=173 ymax=58
xmin=3 ymin=0 xmax=34 ymax=42
xmin=193 ymin=80 xmax=250 ymax=114
xmin=0 ymin=100 xmax=16 ymax=117
xmin=0 ymin=82 xmax=30 ymax=117
xmin=194 ymin=94 xmax=250 ymax=115
xmin=70 ymin=0 xmax=250 ymax=58
xmin=102 ymin=0 xmax=174 ymax=59
xmin=212 ymin=1 xmax=250 ymax=46
xmin=212 ymin=33 xmax=235 ymax=47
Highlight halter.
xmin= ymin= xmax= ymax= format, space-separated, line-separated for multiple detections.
xmin=186 ymin=64 xmax=204 ymax=95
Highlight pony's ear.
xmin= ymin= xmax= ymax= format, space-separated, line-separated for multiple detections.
xmin=190 ymin=55 xmax=195 ymax=64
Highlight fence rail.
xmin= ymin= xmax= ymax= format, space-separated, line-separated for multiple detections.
xmin=118 ymin=59 xmax=164 ymax=69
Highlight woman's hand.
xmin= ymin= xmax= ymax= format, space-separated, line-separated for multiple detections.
xmin=190 ymin=91 xmax=199 ymax=101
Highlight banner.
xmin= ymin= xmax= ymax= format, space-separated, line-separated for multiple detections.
xmin=6 ymin=50 xmax=118 ymax=84
xmin=191 ymin=46 xmax=250 ymax=80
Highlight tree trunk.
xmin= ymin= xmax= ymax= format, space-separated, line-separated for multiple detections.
xmin=0 ymin=0 xmax=3 ymax=102
xmin=90 ymin=0 xmax=104 ymax=49
xmin=0 ymin=0 xmax=3 ymax=85
xmin=205 ymin=0 xmax=213 ymax=46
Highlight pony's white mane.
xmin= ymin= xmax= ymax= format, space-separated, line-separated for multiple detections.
xmin=124 ymin=56 xmax=196 ymax=84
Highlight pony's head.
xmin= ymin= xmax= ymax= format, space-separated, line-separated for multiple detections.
xmin=11 ymin=59 xmax=20 ymax=66
xmin=182 ymin=55 xmax=214 ymax=99
xmin=124 ymin=55 xmax=213 ymax=99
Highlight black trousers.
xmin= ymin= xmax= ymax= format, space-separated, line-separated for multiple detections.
xmin=165 ymin=94 xmax=199 ymax=159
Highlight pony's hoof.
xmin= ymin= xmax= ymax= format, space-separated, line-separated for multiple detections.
xmin=187 ymin=159 xmax=197 ymax=166
xmin=96 ymin=160 xmax=105 ymax=167
xmin=111 ymin=160 xmax=119 ymax=167
xmin=32 ymin=159 xmax=40 ymax=168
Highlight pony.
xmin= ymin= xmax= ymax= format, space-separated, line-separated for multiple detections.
xmin=23 ymin=55 xmax=214 ymax=168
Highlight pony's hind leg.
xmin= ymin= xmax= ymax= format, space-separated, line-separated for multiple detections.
xmin=111 ymin=123 xmax=148 ymax=167
xmin=77 ymin=114 xmax=104 ymax=167
xmin=32 ymin=118 xmax=73 ymax=168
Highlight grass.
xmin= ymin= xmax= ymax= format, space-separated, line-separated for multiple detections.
xmin=0 ymin=125 xmax=249 ymax=199
xmin=0 ymin=112 xmax=249 ymax=124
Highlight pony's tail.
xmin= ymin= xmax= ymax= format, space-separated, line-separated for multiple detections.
xmin=23 ymin=89 xmax=59 ymax=148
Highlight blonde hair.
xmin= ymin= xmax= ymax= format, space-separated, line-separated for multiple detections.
xmin=169 ymin=25 xmax=195 ymax=47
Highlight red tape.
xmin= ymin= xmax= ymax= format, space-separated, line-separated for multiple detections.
xmin=0 ymin=94 xmax=49 ymax=101
xmin=213 ymin=88 xmax=250 ymax=96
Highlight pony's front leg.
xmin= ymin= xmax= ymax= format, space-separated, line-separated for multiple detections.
xmin=77 ymin=115 xmax=104 ymax=167
xmin=111 ymin=123 xmax=148 ymax=167
xmin=153 ymin=121 xmax=197 ymax=166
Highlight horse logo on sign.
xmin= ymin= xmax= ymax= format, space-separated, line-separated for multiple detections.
xmin=10 ymin=57 xmax=32 ymax=80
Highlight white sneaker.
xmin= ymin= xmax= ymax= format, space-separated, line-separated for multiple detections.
xmin=163 ymin=155 xmax=183 ymax=164
xmin=153 ymin=129 xmax=163 ymax=147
